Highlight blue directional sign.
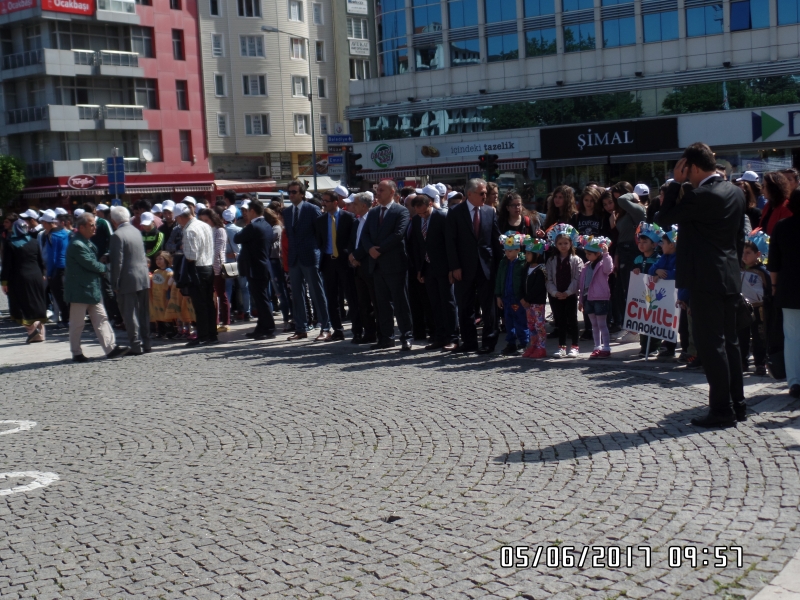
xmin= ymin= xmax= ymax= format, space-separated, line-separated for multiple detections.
xmin=327 ymin=135 xmax=353 ymax=144
xmin=328 ymin=155 xmax=343 ymax=164
xmin=106 ymin=156 xmax=125 ymax=196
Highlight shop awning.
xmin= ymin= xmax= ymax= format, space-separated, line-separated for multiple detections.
xmin=214 ymin=179 xmax=277 ymax=191
xmin=360 ymin=160 xmax=528 ymax=180
xmin=176 ymin=185 xmax=214 ymax=192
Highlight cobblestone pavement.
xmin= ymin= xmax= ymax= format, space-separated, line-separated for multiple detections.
xmin=1 ymin=319 xmax=800 ymax=600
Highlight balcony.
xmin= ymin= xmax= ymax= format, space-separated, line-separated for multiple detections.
xmin=6 ymin=106 xmax=48 ymax=126
xmin=2 ymin=49 xmax=42 ymax=71
xmin=97 ymin=50 xmax=143 ymax=77
xmin=78 ymin=157 xmax=146 ymax=175
xmin=73 ymin=49 xmax=96 ymax=66
xmin=96 ymin=0 xmax=140 ymax=24
xmin=104 ymin=104 xmax=143 ymax=120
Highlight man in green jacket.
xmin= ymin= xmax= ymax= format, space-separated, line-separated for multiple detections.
xmin=65 ymin=212 xmax=130 ymax=363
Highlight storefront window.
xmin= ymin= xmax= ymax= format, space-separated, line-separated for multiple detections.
xmin=643 ymin=11 xmax=679 ymax=42
xmin=487 ymin=34 xmax=519 ymax=61
xmin=448 ymin=0 xmax=479 ymax=28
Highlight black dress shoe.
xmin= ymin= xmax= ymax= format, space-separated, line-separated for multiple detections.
xmin=401 ymin=340 xmax=412 ymax=351
xmin=253 ymin=331 xmax=276 ymax=340
xmin=455 ymin=343 xmax=479 ymax=353
xmin=128 ymin=350 xmax=144 ymax=356
xmin=331 ymin=330 xmax=346 ymax=341
xmin=245 ymin=332 xmax=255 ymax=338
xmin=143 ymin=348 xmax=152 ymax=353
xmin=185 ymin=339 xmax=201 ymax=347
xmin=359 ymin=336 xmax=377 ymax=345
xmin=107 ymin=345 xmax=130 ymax=359
xmin=72 ymin=354 xmax=90 ymax=363
xmin=370 ymin=340 xmax=396 ymax=350
xmin=476 ymin=345 xmax=495 ymax=355
xmin=691 ymin=414 xmax=737 ymax=428
xmin=790 ymin=384 xmax=800 ymax=399
xmin=202 ymin=339 xmax=221 ymax=346
xmin=501 ymin=343 xmax=519 ymax=355
xmin=350 ymin=335 xmax=364 ymax=345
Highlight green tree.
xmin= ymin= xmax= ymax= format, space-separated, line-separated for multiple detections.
xmin=0 ymin=155 xmax=26 ymax=209
xmin=660 ymin=76 xmax=800 ymax=114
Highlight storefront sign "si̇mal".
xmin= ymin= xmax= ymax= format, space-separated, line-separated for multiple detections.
xmin=541 ymin=118 xmax=678 ymax=160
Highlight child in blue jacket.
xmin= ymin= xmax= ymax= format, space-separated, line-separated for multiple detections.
xmin=648 ymin=225 xmax=678 ymax=358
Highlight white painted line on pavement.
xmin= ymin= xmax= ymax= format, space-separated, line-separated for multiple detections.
xmin=0 ymin=471 xmax=59 ymax=496
xmin=0 ymin=420 xmax=36 ymax=435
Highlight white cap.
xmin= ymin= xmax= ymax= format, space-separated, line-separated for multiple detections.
xmin=195 ymin=203 xmax=206 ymax=211
xmin=415 ymin=188 xmax=424 ymax=194
xmin=421 ymin=184 xmax=440 ymax=202
xmin=74 ymin=208 xmax=85 ymax=218
xmin=241 ymin=199 xmax=251 ymax=208
xmin=96 ymin=203 xmax=109 ymax=211
xmin=40 ymin=209 xmax=57 ymax=223
xmin=162 ymin=200 xmax=175 ymax=211
xmin=333 ymin=185 xmax=349 ymax=198
xmin=344 ymin=194 xmax=355 ymax=204
xmin=222 ymin=208 xmax=236 ymax=222
xmin=737 ymin=170 xmax=759 ymax=182
xmin=140 ymin=211 xmax=155 ymax=226
xmin=434 ymin=183 xmax=447 ymax=196
xmin=182 ymin=196 xmax=197 ymax=205
xmin=152 ymin=203 xmax=163 ymax=213
xmin=665 ymin=179 xmax=675 ymax=186
xmin=174 ymin=202 xmax=191 ymax=216
xmin=633 ymin=183 xmax=650 ymax=196
xmin=54 ymin=207 xmax=68 ymax=215
xmin=448 ymin=191 xmax=463 ymax=200
xmin=21 ymin=209 xmax=39 ymax=219
xmin=305 ymin=191 xmax=313 ymax=200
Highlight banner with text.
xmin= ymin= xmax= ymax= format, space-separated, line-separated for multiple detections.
xmin=42 ymin=0 xmax=94 ymax=14
xmin=624 ymin=273 xmax=681 ymax=343
xmin=0 ymin=0 xmax=36 ymax=14
xmin=417 ymin=137 xmax=522 ymax=159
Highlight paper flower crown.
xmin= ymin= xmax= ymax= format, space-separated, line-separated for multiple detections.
xmin=499 ymin=231 xmax=524 ymax=250
xmin=661 ymin=224 xmax=678 ymax=244
xmin=747 ymin=230 xmax=769 ymax=259
xmin=523 ymin=235 xmax=546 ymax=254
xmin=578 ymin=235 xmax=611 ymax=253
xmin=546 ymin=223 xmax=579 ymax=246
xmin=636 ymin=221 xmax=665 ymax=243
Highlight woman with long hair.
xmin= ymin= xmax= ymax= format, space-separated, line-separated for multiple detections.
xmin=486 ymin=182 xmax=500 ymax=211
xmin=197 ymin=208 xmax=230 ymax=331
xmin=543 ymin=185 xmax=578 ymax=230
xmin=572 ymin=186 xmax=603 ymax=236
xmin=735 ymin=177 xmax=762 ymax=230
xmin=262 ymin=207 xmax=292 ymax=326
xmin=760 ymin=171 xmax=794 ymax=235
xmin=497 ymin=191 xmax=543 ymax=236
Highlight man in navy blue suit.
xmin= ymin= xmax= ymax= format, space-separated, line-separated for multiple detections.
xmin=233 ymin=200 xmax=276 ymax=340
xmin=282 ymin=180 xmax=331 ymax=342
xmin=360 ymin=180 xmax=414 ymax=351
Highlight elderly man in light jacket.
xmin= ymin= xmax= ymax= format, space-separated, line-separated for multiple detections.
xmin=109 ymin=206 xmax=152 ymax=355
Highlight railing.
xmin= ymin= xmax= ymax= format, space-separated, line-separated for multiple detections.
xmin=124 ymin=158 xmax=146 ymax=173
xmin=5 ymin=105 xmax=48 ymax=125
xmin=97 ymin=0 xmax=136 ymax=13
xmin=81 ymin=159 xmax=104 ymax=175
xmin=72 ymin=49 xmax=96 ymax=65
xmin=77 ymin=104 xmax=101 ymax=119
xmin=26 ymin=162 xmax=53 ymax=178
xmin=1 ymin=48 xmax=43 ymax=71
xmin=103 ymin=104 xmax=144 ymax=120
xmin=97 ymin=50 xmax=139 ymax=67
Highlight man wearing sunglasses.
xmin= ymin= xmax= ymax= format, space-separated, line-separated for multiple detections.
xmin=281 ymin=180 xmax=332 ymax=342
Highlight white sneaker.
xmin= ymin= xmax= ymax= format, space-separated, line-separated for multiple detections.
xmin=553 ymin=347 xmax=566 ymax=358
xmin=568 ymin=346 xmax=580 ymax=358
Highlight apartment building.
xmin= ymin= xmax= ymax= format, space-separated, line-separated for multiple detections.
xmin=0 ymin=0 xmax=213 ymax=204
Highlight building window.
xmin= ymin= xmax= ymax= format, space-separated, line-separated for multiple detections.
xmin=525 ymin=28 xmax=556 ymax=56
xmin=347 ymin=17 xmax=369 ymax=38
xmin=778 ymin=0 xmax=800 ymax=24
xmin=414 ymin=0 xmax=441 ymax=32
xmin=25 ymin=25 xmax=42 ymax=51
xmin=291 ymin=37 xmax=307 ymax=59
xmin=134 ymin=78 xmax=158 ymax=109
xmin=210 ymin=0 xmax=220 ymax=15
xmin=243 ymin=74 xmax=267 ymax=95
xmin=450 ymin=38 xmax=480 ymax=66
xmin=294 ymin=114 xmax=309 ymax=135
xmin=564 ymin=23 xmax=595 ymax=51
xmin=349 ymin=58 xmax=371 ymax=79
xmin=601 ymin=0 xmax=632 ymax=4
xmin=377 ymin=0 xmax=408 ymax=76
xmin=176 ymin=80 xmax=188 ymax=110
xmin=240 ymin=35 xmax=265 ymax=56
xmin=238 ymin=0 xmax=261 ymax=17
xmin=319 ymin=114 xmax=329 ymax=135
xmin=138 ymin=131 xmax=161 ymax=161
xmin=485 ymin=0 xmax=515 ymax=23
xmin=416 ymin=44 xmax=443 ymax=70
xmin=212 ymin=33 xmax=224 ymax=57
xmin=731 ymin=0 xmax=770 ymax=30
xmin=214 ymin=74 xmax=226 ymax=96
xmin=312 ymin=2 xmax=323 ymax=23
xmin=289 ymin=0 xmax=303 ymax=21
xmin=245 ymin=114 xmax=269 ymax=135
xmin=448 ymin=0 xmax=478 ymax=27
xmin=217 ymin=113 xmax=229 ymax=136
xmin=292 ymin=76 xmax=308 ymax=96
xmin=130 ymin=26 xmax=154 ymax=58
xmin=524 ymin=0 xmax=554 ymax=17
xmin=562 ymin=0 xmax=592 ymax=10
xmin=317 ymin=77 xmax=327 ymax=98
xmin=603 ymin=17 xmax=635 ymax=47
xmin=686 ymin=5 xmax=723 ymax=36
xmin=643 ymin=11 xmax=678 ymax=42
xmin=172 ymin=30 xmax=185 ymax=60
xmin=316 ymin=40 xmax=325 ymax=61
xmin=170 ymin=0 xmax=180 ymax=9
xmin=487 ymin=34 xmax=518 ymax=61
xmin=179 ymin=130 xmax=191 ymax=161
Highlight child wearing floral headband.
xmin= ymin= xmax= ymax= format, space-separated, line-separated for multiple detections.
xmin=521 ymin=236 xmax=548 ymax=358
xmin=648 ymin=225 xmax=679 ymax=359
xmin=739 ymin=231 xmax=771 ymax=376
xmin=495 ymin=232 xmax=529 ymax=355
xmin=634 ymin=221 xmax=664 ymax=356
xmin=545 ymin=224 xmax=583 ymax=358
xmin=577 ymin=235 xmax=613 ymax=358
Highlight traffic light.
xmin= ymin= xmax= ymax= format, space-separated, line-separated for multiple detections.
xmin=345 ymin=150 xmax=363 ymax=187
xmin=478 ymin=153 xmax=500 ymax=181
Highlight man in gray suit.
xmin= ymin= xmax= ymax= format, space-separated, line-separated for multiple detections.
xmin=109 ymin=206 xmax=151 ymax=355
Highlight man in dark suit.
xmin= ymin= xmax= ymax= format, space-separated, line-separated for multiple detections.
xmin=659 ymin=142 xmax=747 ymax=428
xmin=233 ymin=200 xmax=276 ymax=340
xmin=315 ymin=191 xmax=356 ymax=341
xmin=410 ymin=188 xmax=458 ymax=350
xmin=446 ymin=178 xmax=502 ymax=353
xmin=348 ymin=193 xmax=377 ymax=344
xmin=282 ymin=180 xmax=331 ymax=342
xmin=360 ymin=180 xmax=413 ymax=351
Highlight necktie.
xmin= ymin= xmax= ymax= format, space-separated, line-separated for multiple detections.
xmin=421 ymin=217 xmax=430 ymax=263
xmin=293 ymin=206 xmax=299 ymax=230
xmin=330 ymin=213 xmax=338 ymax=258
xmin=473 ymin=206 xmax=480 ymax=238
xmin=380 ymin=206 xmax=386 ymax=225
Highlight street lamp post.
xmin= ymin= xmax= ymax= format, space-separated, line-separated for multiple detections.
xmin=262 ymin=26 xmax=317 ymax=191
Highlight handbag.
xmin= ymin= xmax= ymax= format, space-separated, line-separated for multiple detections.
xmin=221 ymin=262 xmax=239 ymax=279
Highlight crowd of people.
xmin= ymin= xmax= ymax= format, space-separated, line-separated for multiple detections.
xmin=1 ymin=142 xmax=799 ymax=426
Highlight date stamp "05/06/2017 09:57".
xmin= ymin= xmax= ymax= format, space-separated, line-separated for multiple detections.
xmin=500 ymin=545 xmax=744 ymax=570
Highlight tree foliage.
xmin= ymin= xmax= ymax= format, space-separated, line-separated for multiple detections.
xmin=661 ymin=76 xmax=800 ymax=114
xmin=0 ymin=155 xmax=26 ymax=209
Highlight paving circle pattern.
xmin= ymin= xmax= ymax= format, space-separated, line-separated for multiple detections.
xmin=1 ymin=345 xmax=799 ymax=599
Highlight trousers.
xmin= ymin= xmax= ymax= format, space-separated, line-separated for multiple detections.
xmin=289 ymin=263 xmax=330 ymax=331
xmin=69 ymin=302 xmax=116 ymax=356
xmin=503 ymin=298 xmax=529 ymax=346
xmin=116 ymin=289 xmax=151 ymax=352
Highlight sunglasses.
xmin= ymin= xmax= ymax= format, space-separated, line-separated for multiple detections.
xmin=288 ymin=190 xmax=302 ymax=195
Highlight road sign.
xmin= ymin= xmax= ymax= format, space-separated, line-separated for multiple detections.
xmin=106 ymin=156 xmax=125 ymax=196
xmin=328 ymin=155 xmax=343 ymax=165
xmin=328 ymin=166 xmax=344 ymax=176
xmin=327 ymin=135 xmax=353 ymax=144
xmin=327 ymin=145 xmax=353 ymax=153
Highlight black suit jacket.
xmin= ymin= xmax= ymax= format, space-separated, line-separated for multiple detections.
xmin=360 ymin=202 xmax=410 ymax=275
xmin=411 ymin=209 xmax=449 ymax=277
xmin=445 ymin=201 xmax=502 ymax=280
xmin=233 ymin=217 xmax=274 ymax=281
xmin=314 ymin=209 xmax=355 ymax=260
xmin=658 ymin=176 xmax=745 ymax=294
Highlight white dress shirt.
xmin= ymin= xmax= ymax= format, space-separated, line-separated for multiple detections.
xmin=182 ymin=217 xmax=214 ymax=266
xmin=355 ymin=213 xmax=367 ymax=248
